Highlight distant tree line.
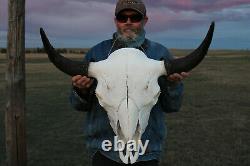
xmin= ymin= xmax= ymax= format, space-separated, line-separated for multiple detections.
xmin=0 ymin=48 xmax=89 ymax=54
xmin=1 ymin=48 xmax=6 ymax=53
xmin=1 ymin=48 xmax=250 ymax=54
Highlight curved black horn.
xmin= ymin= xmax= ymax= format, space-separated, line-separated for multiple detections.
xmin=165 ymin=22 xmax=215 ymax=75
xmin=40 ymin=28 xmax=89 ymax=76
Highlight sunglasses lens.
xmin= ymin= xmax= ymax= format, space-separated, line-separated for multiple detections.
xmin=116 ymin=14 xmax=143 ymax=23
xmin=116 ymin=15 xmax=128 ymax=23
xmin=130 ymin=14 xmax=143 ymax=22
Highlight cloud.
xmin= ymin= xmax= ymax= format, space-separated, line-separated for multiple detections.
xmin=0 ymin=0 xmax=8 ymax=30
xmin=138 ymin=0 xmax=250 ymax=13
xmin=2 ymin=0 xmax=250 ymax=34
xmin=145 ymin=3 xmax=250 ymax=33
xmin=1 ymin=0 xmax=250 ymax=48
xmin=26 ymin=1 xmax=116 ymax=36
xmin=60 ymin=0 xmax=250 ymax=13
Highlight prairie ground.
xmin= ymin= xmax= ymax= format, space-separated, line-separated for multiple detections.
xmin=0 ymin=50 xmax=250 ymax=166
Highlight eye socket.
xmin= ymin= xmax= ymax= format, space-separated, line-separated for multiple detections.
xmin=144 ymin=80 xmax=150 ymax=90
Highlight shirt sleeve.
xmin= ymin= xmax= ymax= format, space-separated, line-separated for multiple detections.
xmin=157 ymin=46 xmax=184 ymax=113
xmin=158 ymin=76 xmax=184 ymax=113
xmin=69 ymin=87 xmax=89 ymax=112
xmin=69 ymin=49 xmax=96 ymax=112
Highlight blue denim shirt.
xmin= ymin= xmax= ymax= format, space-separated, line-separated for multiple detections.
xmin=69 ymin=38 xmax=183 ymax=163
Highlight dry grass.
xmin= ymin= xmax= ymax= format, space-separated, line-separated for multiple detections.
xmin=0 ymin=50 xmax=250 ymax=166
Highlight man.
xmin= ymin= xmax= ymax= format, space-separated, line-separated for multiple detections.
xmin=70 ymin=0 xmax=189 ymax=165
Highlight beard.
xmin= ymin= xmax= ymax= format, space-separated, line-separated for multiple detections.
xmin=114 ymin=27 xmax=146 ymax=48
xmin=116 ymin=28 xmax=139 ymax=43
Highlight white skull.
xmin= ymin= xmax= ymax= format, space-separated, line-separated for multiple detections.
xmin=88 ymin=48 xmax=166 ymax=164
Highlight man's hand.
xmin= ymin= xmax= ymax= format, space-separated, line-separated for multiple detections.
xmin=167 ymin=72 xmax=190 ymax=82
xmin=72 ymin=75 xmax=94 ymax=94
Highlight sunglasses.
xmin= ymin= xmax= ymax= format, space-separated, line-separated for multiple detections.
xmin=116 ymin=14 xmax=143 ymax=23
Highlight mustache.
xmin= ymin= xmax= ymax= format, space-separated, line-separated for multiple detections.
xmin=118 ymin=28 xmax=140 ymax=40
xmin=117 ymin=31 xmax=137 ymax=40
xmin=123 ymin=28 xmax=138 ymax=33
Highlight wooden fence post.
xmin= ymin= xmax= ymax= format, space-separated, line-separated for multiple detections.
xmin=5 ymin=0 xmax=27 ymax=165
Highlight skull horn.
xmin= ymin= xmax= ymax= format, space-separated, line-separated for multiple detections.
xmin=165 ymin=22 xmax=215 ymax=75
xmin=40 ymin=28 xmax=89 ymax=76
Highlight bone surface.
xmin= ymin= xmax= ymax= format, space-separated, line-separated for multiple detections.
xmin=88 ymin=48 xmax=166 ymax=163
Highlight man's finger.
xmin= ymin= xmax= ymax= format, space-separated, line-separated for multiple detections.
xmin=172 ymin=73 xmax=183 ymax=80
xmin=181 ymin=72 xmax=190 ymax=78
xmin=77 ymin=77 xmax=89 ymax=85
xmin=72 ymin=75 xmax=82 ymax=82
xmin=85 ymin=79 xmax=94 ymax=88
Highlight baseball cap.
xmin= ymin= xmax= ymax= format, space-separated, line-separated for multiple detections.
xmin=115 ymin=0 xmax=146 ymax=16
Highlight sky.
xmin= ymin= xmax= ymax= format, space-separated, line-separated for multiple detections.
xmin=1 ymin=0 xmax=250 ymax=49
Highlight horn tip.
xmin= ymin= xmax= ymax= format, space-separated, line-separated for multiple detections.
xmin=211 ymin=21 xmax=215 ymax=28
xmin=40 ymin=28 xmax=46 ymax=37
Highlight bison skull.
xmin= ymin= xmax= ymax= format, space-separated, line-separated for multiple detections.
xmin=88 ymin=48 xmax=165 ymax=163
xmin=39 ymin=22 xmax=215 ymax=164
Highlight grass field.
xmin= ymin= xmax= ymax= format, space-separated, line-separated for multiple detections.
xmin=0 ymin=50 xmax=250 ymax=166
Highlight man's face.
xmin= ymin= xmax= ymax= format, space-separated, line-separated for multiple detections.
xmin=115 ymin=10 xmax=148 ymax=40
